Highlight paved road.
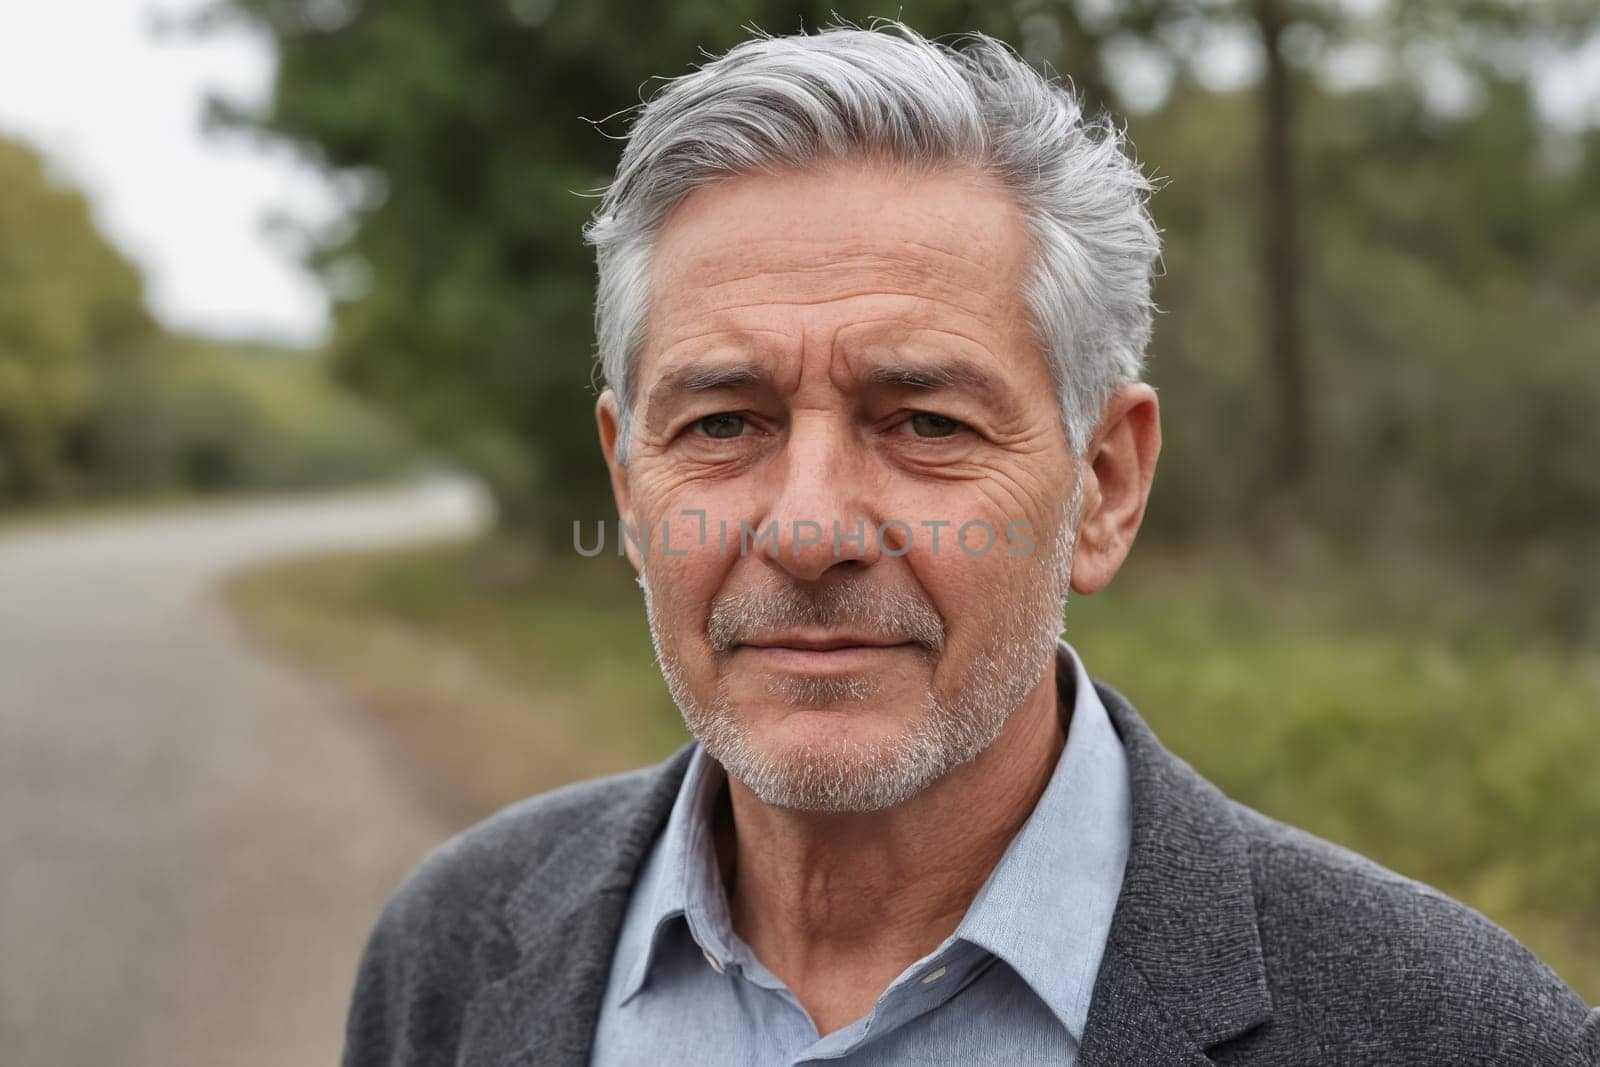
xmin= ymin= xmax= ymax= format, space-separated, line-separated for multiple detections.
xmin=0 ymin=480 xmax=491 ymax=1067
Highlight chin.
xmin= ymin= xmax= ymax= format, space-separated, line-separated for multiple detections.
xmin=693 ymin=695 xmax=963 ymax=814
xmin=761 ymin=703 xmax=912 ymax=750
xmin=730 ymin=729 xmax=949 ymax=814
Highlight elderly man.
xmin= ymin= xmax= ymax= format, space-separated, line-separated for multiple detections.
xmin=343 ymin=23 xmax=1596 ymax=1067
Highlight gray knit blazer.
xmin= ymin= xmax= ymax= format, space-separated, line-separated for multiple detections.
xmin=343 ymin=683 xmax=1599 ymax=1066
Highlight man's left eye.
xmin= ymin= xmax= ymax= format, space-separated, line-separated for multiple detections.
xmin=907 ymin=413 xmax=965 ymax=438
xmin=696 ymin=413 xmax=748 ymax=439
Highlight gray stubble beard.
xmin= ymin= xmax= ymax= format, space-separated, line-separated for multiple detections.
xmin=640 ymin=487 xmax=1082 ymax=813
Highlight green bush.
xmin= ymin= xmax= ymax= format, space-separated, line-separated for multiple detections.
xmin=0 ymin=138 xmax=154 ymax=501
xmin=0 ymin=135 xmax=421 ymax=509
xmin=85 ymin=338 xmax=419 ymax=497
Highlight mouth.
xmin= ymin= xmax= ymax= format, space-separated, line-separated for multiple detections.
xmin=740 ymin=633 xmax=907 ymax=652
xmin=733 ymin=634 xmax=916 ymax=671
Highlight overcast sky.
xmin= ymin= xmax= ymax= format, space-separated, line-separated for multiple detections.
xmin=0 ymin=0 xmax=337 ymax=346
xmin=0 ymin=1 xmax=1597 ymax=350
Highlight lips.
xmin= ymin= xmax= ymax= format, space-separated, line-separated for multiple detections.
xmin=739 ymin=634 xmax=908 ymax=652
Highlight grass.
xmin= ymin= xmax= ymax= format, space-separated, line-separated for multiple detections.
xmin=227 ymin=536 xmax=1600 ymax=1001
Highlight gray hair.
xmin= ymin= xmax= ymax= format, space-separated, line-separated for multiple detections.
xmin=585 ymin=21 xmax=1161 ymax=460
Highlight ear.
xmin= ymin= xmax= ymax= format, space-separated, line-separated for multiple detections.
xmin=596 ymin=390 xmax=644 ymax=573
xmin=1069 ymin=383 xmax=1161 ymax=596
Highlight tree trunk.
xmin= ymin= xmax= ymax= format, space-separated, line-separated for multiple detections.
xmin=1255 ymin=0 xmax=1310 ymax=488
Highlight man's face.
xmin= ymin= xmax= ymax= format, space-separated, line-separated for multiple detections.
xmin=599 ymin=161 xmax=1083 ymax=812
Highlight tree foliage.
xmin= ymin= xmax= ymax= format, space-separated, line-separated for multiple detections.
xmin=0 ymin=139 xmax=156 ymax=498
xmin=203 ymin=1 xmax=1600 ymax=614
xmin=0 ymin=136 xmax=414 ymax=506
xmin=201 ymin=1 xmax=1025 ymax=539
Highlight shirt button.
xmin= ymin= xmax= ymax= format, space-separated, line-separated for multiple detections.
xmin=920 ymin=965 xmax=947 ymax=984
xmin=702 ymin=947 xmax=726 ymax=974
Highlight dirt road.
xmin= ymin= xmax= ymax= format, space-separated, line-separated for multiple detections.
xmin=0 ymin=480 xmax=491 ymax=1067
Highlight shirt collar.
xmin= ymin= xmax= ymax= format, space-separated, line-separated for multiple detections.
xmin=615 ymin=737 xmax=729 ymax=1005
xmin=951 ymin=638 xmax=1133 ymax=1041
xmin=617 ymin=637 xmax=1132 ymax=1042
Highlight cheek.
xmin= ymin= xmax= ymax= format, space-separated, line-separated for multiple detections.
xmin=890 ymin=483 xmax=1055 ymax=631
xmin=634 ymin=483 xmax=749 ymax=647
xmin=641 ymin=536 xmax=726 ymax=646
xmin=883 ymin=479 xmax=1041 ymax=562
xmin=637 ymin=478 xmax=760 ymax=570
xmin=904 ymin=531 xmax=1025 ymax=625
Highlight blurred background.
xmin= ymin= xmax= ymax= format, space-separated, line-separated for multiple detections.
xmin=1 ymin=1 xmax=1597 ymax=1063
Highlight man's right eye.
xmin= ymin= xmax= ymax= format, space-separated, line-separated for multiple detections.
xmin=696 ymin=413 xmax=747 ymax=439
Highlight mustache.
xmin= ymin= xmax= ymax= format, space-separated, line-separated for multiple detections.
xmin=706 ymin=582 xmax=946 ymax=654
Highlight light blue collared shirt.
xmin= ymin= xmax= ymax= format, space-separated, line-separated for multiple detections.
xmin=590 ymin=639 xmax=1131 ymax=1065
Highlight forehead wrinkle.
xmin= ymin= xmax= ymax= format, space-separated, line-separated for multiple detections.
xmin=659 ymin=235 xmax=1001 ymax=311
xmin=836 ymin=317 xmax=1028 ymax=375
xmin=678 ymin=247 xmax=960 ymax=286
xmin=649 ymin=162 xmax=1032 ymax=328
xmin=896 ymin=232 xmax=1027 ymax=284
xmin=643 ymin=324 xmax=790 ymax=368
xmin=665 ymin=270 xmax=988 ymax=324
xmin=655 ymin=271 xmax=1015 ymax=349
xmin=668 ymin=287 xmax=991 ymax=319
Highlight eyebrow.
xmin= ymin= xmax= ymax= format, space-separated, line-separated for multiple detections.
xmin=642 ymin=362 xmax=772 ymax=432
xmin=641 ymin=355 xmax=1012 ymax=432
xmin=669 ymin=364 xmax=769 ymax=393
xmin=865 ymin=359 xmax=1008 ymax=405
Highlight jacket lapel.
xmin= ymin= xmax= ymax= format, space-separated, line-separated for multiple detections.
xmin=1077 ymin=949 xmax=1217 ymax=1066
xmin=460 ymin=743 xmax=697 ymax=1067
xmin=1080 ymin=682 xmax=1273 ymax=1064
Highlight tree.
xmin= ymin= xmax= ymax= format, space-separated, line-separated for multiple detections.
xmin=199 ymin=0 xmax=1599 ymax=552
xmin=195 ymin=0 xmax=1041 ymax=541
xmin=0 ymin=138 xmax=156 ymax=501
xmin=991 ymin=0 xmax=1599 ymax=495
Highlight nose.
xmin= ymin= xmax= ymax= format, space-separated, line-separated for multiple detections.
xmin=754 ymin=415 xmax=880 ymax=583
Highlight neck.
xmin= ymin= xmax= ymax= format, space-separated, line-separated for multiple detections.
xmin=716 ymin=664 xmax=1067 ymax=1035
